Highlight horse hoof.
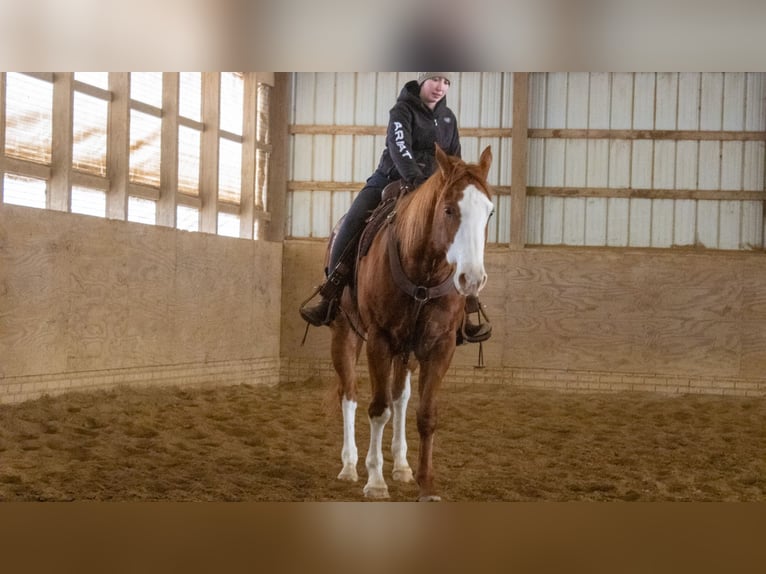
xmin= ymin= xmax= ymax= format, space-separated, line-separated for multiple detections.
xmin=337 ymin=466 xmax=358 ymax=482
xmin=418 ymin=495 xmax=442 ymax=502
xmin=363 ymin=485 xmax=390 ymax=499
xmin=392 ymin=468 xmax=414 ymax=483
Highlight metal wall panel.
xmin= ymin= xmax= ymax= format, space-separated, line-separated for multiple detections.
xmin=458 ymin=72 xmax=481 ymax=128
xmin=288 ymin=72 xmax=764 ymax=250
xmin=288 ymin=72 xmax=516 ymax=242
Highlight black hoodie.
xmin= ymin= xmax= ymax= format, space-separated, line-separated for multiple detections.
xmin=373 ymin=80 xmax=461 ymax=187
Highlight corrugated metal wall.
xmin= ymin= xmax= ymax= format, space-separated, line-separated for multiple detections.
xmin=287 ymin=72 xmax=765 ymax=251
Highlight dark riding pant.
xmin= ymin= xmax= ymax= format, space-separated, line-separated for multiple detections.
xmin=328 ymin=172 xmax=390 ymax=271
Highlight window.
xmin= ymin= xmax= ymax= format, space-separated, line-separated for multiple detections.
xmin=179 ymin=72 xmax=201 ymax=122
xmin=218 ymin=212 xmax=240 ymax=237
xmin=178 ymin=125 xmax=201 ymax=195
xmin=3 ymin=173 xmax=46 ymax=208
xmin=130 ymin=72 xmax=163 ymax=108
xmin=218 ymin=73 xmax=244 ymax=207
xmin=177 ymin=205 xmax=200 ymax=232
xmin=255 ymin=83 xmax=272 ymax=211
xmin=218 ymin=138 xmax=242 ymax=204
xmin=71 ymin=186 xmax=106 ymax=218
xmin=2 ymin=72 xmax=275 ymax=240
xmin=75 ymin=72 xmax=108 ymax=90
xmin=72 ymin=91 xmax=108 ymax=176
xmin=4 ymin=73 xmax=52 ymax=164
xmin=128 ymin=196 xmax=157 ymax=225
xmin=129 ymin=109 xmax=162 ymax=188
xmin=220 ymin=72 xmax=243 ymax=135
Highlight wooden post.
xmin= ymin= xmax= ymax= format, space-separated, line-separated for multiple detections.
xmin=240 ymin=73 xmax=257 ymax=239
xmin=107 ymin=73 xmax=130 ymax=220
xmin=510 ymin=72 xmax=529 ymax=249
xmin=200 ymin=72 xmax=220 ymax=234
xmin=50 ymin=72 xmax=73 ymax=212
xmin=158 ymin=73 xmax=179 ymax=228
xmin=0 ymin=73 xmax=5 ymax=202
xmin=265 ymin=72 xmax=289 ymax=243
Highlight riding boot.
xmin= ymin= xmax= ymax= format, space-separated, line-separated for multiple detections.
xmin=299 ymin=262 xmax=351 ymax=327
xmin=458 ymin=295 xmax=492 ymax=345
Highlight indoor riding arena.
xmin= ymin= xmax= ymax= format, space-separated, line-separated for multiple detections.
xmin=1 ymin=73 xmax=764 ymax=501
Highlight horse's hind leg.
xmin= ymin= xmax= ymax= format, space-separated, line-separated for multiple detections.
xmin=391 ymin=360 xmax=414 ymax=483
xmin=331 ymin=316 xmax=363 ymax=482
xmin=363 ymin=330 xmax=393 ymax=499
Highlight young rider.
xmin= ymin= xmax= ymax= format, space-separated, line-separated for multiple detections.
xmin=299 ymin=72 xmax=491 ymax=344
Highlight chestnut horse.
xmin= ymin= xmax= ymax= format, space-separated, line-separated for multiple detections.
xmin=329 ymin=145 xmax=494 ymax=501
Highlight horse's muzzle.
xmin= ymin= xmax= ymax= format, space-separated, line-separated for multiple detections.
xmin=456 ymin=269 xmax=487 ymax=296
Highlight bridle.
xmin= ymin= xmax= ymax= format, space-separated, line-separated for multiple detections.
xmin=386 ymin=215 xmax=456 ymax=363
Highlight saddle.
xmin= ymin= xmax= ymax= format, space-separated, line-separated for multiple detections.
xmin=323 ymin=180 xmax=410 ymax=287
xmin=357 ymin=181 xmax=406 ymax=260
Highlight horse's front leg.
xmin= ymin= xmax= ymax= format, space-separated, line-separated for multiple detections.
xmin=331 ymin=314 xmax=363 ymax=482
xmin=338 ymin=395 xmax=358 ymax=482
xmin=363 ymin=330 xmax=394 ymax=499
xmin=415 ymin=341 xmax=456 ymax=502
xmin=391 ymin=360 xmax=414 ymax=483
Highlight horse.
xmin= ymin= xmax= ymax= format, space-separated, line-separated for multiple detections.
xmin=329 ymin=144 xmax=494 ymax=501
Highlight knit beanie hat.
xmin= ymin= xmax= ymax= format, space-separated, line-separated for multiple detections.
xmin=417 ymin=72 xmax=453 ymax=85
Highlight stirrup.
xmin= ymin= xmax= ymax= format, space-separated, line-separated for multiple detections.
xmin=299 ymin=288 xmax=338 ymax=327
xmin=459 ymin=300 xmax=492 ymax=344
xmin=300 ymin=293 xmax=337 ymax=345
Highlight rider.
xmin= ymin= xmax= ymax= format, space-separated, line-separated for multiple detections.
xmin=299 ymin=72 xmax=492 ymax=344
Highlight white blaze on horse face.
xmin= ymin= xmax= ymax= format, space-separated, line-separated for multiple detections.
xmin=446 ymin=184 xmax=493 ymax=296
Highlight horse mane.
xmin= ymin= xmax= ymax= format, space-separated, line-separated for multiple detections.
xmin=394 ymin=175 xmax=441 ymax=257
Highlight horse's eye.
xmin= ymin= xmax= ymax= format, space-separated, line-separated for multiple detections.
xmin=489 ymin=208 xmax=495 ymax=218
xmin=444 ymin=206 xmax=455 ymax=217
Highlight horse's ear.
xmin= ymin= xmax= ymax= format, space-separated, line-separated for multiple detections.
xmin=435 ymin=143 xmax=451 ymax=176
xmin=478 ymin=146 xmax=492 ymax=180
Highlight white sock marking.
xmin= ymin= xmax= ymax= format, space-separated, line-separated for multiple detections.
xmin=392 ymin=371 xmax=412 ymax=479
xmin=338 ymin=398 xmax=358 ymax=481
xmin=364 ymin=407 xmax=391 ymax=495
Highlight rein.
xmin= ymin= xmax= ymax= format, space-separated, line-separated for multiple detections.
xmin=386 ymin=216 xmax=455 ymax=363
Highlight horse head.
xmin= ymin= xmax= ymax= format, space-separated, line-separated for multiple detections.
xmin=435 ymin=144 xmax=494 ymax=297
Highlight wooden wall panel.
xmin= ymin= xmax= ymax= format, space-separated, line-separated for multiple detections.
xmin=282 ymin=240 xmax=766 ymax=386
xmin=0 ymin=208 xmax=71 ymax=376
xmin=1 ymin=204 xmax=282 ymax=380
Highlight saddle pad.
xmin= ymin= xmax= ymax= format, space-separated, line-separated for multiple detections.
xmin=358 ymin=197 xmax=397 ymax=261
